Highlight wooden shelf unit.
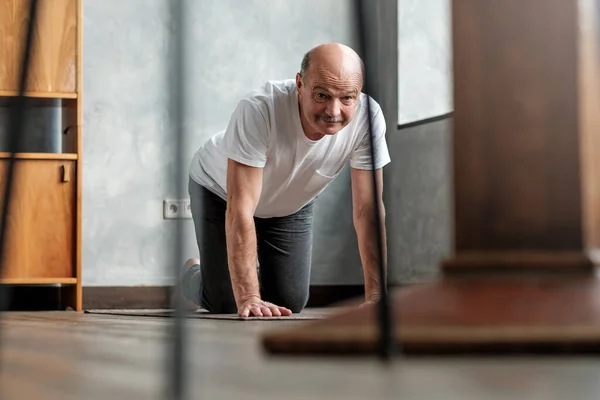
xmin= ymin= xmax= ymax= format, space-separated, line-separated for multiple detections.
xmin=0 ymin=0 xmax=82 ymax=310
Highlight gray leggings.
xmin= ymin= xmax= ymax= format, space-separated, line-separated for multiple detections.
xmin=184 ymin=177 xmax=314 ymax=313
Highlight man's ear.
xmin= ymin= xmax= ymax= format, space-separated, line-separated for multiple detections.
xmin=295 ymin=72 xmax=303 ymax=91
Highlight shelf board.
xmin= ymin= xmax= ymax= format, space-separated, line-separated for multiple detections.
xmin=0 ymin=90 xmax=77 ymax=99
xmin=0 ymin=153 xmax=78 ymax=160
xmin=0 ymin=277 xmax=77 ymax=285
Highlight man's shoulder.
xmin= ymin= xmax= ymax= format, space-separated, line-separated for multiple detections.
xmin=355 ymin=94 xmax=386 ymax=129
xmin=342 ymin=94 xmax=386 ymax=142
xmin=357 ymin=93 xmax=383 ymax=116
xmin=241 ymin=79 xmax=296 ymax=106
xmin=232 ymin=79 xmax=297 ymax=125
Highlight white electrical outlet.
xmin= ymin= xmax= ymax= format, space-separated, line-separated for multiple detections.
xmin=183 ymin=200 xmax=193 ymax=219
xmin=163 ymin=199 xmax=192 ymax=219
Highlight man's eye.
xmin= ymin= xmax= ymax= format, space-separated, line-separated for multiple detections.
xmin=315 ymin=93 xmax=327 ymax=99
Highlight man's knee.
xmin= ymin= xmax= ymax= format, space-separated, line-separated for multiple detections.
xmin=202 ymin=299 xmax=237 ymax=314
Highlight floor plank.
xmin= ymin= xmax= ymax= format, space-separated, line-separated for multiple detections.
xmin=0 ymin=311 xmax=599 ymax=399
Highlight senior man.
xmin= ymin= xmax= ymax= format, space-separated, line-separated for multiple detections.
xmin=177 ymin=42 xmax=390 ymax=318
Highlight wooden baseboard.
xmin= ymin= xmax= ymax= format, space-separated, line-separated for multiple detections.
xmin=83 ymin=286 xmax=172 ymax=310
xmin=82 ymin=285 xmax=366 ymax=310
xmin=306 ymin=285 xmax=365 ymax=307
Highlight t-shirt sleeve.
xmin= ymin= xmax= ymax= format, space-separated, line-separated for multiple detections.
xmin=349 ymin=99 xmax=391 ymax=170
xmin=221 ymin=99 xmax=269 ymax=168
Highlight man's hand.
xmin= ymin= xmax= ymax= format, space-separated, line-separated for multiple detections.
xmin=238 ymin=296 xmax=293 ymax=318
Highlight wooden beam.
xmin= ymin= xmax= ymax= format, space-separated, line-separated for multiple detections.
xmin=443 ymin=0 xmax=599 ymax=272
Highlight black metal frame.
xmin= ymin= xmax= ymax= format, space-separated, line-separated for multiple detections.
xmin=167 ymin=0 xmax=187 ymax=398
xmin=355 ymin=0 xmax=396 ymax=360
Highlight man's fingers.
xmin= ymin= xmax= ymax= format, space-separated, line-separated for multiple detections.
xmin=269 ymin=306 xmax=281 ymax=317
xmin=250 ymin=305 xmax=263 ymax=317
xmin=260 ymin=306 xmax=272 ymax=317
xmin=278 ymin=306 xmax=292 ymax=316
xmin=240 ymin=307 xmax=250 ymax=318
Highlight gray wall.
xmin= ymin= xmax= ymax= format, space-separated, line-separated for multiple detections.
xmin=81 ymin=0 xmax=366 ymax=286
xmin=385 ymin=118 xmax=452 ymax=284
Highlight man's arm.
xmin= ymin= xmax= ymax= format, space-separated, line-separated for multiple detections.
xmin=350 ymin=167 xmax=387 ymax=303
xmin=225 ymin=158 xmax=292 ymax=317
xmin=225 ymin=158 xmax=262 ymax=305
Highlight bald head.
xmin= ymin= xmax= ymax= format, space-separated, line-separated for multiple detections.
xmin=295 ymin=43 xmax=365 ymax=140
xmin=299 ymin=43 xmax=364 ymax=86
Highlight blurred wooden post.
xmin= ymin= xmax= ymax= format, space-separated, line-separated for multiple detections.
xmin=443 ymin=0 xmax=600 ymax=273
xmin=261 ymin=0 xmax=600 ymax=355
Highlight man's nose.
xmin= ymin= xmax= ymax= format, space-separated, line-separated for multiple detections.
xmin=326 ymin=100 xmax=341 ymax=117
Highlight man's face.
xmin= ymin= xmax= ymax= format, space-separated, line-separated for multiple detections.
xmin=296 ymin=70 xmax=362 ymax=137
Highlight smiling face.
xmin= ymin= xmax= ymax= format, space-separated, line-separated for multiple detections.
xmin=296 ymin=44 xmax=364 ymax=141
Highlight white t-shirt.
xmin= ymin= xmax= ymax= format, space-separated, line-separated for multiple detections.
xmin=189 ymin=79 xmax=391 ymax=218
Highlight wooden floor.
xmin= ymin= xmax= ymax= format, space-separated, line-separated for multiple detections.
xmin=1 ymin=310 xmax=600 ymax=399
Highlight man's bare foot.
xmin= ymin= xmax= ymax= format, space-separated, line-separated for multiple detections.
xmin=171 ymin=257 xmax=201 ymax=312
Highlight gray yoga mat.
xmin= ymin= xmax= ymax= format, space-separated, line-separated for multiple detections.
xmin=84 ymin=307 xmax=337 ymax=320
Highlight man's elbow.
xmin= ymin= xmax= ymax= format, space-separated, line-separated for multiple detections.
xmin=225 ymin=201 xmax=255 ymax=230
